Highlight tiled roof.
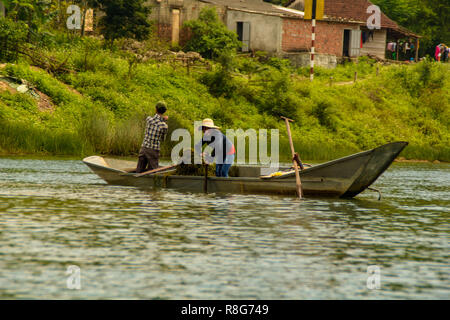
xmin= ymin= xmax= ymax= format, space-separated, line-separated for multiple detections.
xmin=287 ymin=0 xmax=418 ymax=36
xmin=323 ymin=0 xmax=399 ymax=29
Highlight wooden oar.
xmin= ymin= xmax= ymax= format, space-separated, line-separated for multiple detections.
xmin=281 ymin=116 xmax=303 ymax=199
xmin=134 ymin=164 xmax=178 ymax=177
xmin=203 ymin=163 xmax=209 ymax=193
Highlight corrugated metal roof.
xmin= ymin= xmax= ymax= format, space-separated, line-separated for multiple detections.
xmin=199 ymin=0 xmax=304 ymax=18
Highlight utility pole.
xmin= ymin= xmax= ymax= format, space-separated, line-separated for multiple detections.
xmin=304 ymin=0 xmax=324 ymax=81
xmin=311 ymin=16 xmax=316 ymax=81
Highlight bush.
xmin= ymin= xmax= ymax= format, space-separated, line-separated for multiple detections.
xmin=389 ymin=60 xmax=447 ymax=97
xmin=96 ymin=0 xmax=153 ymax=42
xmin=250 ymin=69 xmax=299 ymax=120
xmin=183 ymin=7 xmax=241 ymax=59
xmin=310 ymin=99 xmax=338 ymax=131
xmin=266 ymin=57 xmax=291 ymax=71
xmin=0 ymin=18 xmax=29 ymax=62
xmin=200 ymin=54 xmax=238 ymax=98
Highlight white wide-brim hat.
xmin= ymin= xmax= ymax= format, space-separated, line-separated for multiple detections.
xmin=201 ymin=118 xmax=220 ymax=129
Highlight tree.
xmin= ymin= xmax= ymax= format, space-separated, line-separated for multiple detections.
xmin=0 ymin=18 xmax=28 ymax=62
xmin=94 ymin=0 xmax=152 ymax=42
xmin=1 ymin=0 xmax=56 ymax=31
xmin=183 ymin=7 xmax=241 ymax=59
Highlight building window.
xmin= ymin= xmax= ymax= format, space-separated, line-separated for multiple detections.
xmin=237 ymin=22 xmax=250 ymax=52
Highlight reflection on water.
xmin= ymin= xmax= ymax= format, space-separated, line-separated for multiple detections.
xmin=0 ymin=158 xmax=448 ymax=299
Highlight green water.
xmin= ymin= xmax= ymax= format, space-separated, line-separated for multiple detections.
xmin=0 ymin=158 xmax=448 ymax=299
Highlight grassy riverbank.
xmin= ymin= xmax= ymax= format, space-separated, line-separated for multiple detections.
xmin=0 ymin=36 xmax=449 ymax=162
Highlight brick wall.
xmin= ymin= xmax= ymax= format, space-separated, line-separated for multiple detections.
xmin=282 ymin=19 xmax=357 ymax=57
xmin=157 ymin=24 xmax=173 ymax=42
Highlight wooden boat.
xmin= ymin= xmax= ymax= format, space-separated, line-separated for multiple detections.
xmin=82 ymin=142 xmax=408 ymax=198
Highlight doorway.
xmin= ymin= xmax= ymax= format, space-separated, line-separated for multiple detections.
xmin=343 ymin=29 xmax=350 ymax=57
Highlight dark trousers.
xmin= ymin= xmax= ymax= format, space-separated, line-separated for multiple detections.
xmin=215 ymin=163 xmax=232 ymax=177
xmin=136 ymin=147 xmax=159 ymax=173
xmin=215 ymin=154 xmax=235 ymax=177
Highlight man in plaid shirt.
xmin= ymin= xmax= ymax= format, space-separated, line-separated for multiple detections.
xmin=136 ymin=101 xmax=169 ymax=173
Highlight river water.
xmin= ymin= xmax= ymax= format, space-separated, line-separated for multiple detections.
xmin=0 ymin=157 xmax=448 ymax=299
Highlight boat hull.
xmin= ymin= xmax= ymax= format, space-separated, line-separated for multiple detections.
xmin=83 ymin=142 xmax=408 ymax=198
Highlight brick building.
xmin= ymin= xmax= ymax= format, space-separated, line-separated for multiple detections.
xmin=148 ymin=0 xmax=419 ymax=67
xmin=286 ymin=0 xmax=420 ymax=61
xmin=147 ymin=0 xmax=305 ymax=53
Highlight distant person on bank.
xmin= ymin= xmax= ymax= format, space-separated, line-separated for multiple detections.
xmin=136 ymin=101 xmax=169 ymax=173
xmin=194 ymin=118 xmax=235 ymax=177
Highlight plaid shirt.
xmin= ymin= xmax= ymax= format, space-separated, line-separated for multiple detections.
xmin=142 ymin=114 xmax=168 ymax=151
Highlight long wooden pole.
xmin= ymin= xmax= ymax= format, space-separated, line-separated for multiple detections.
xmin=415 ymin=38 xmax=419 ymax=62
xmin=134 ymin=164 xmax=178 ymax=177
xmin=203 ymin=163 xmax=208 ymax=193
xmin=281 ymin=116 xmax=303 ymax=199
xmin=396 ymin=40 xmax=399 ymax=61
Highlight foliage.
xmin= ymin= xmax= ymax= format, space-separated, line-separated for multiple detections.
xmin=94 ymin=0 xmax=152 ymax=42
xmin=2 ymin=0 xmax=57 ymax=31
xmin=0 ymin=119 xmax=85 ymax=155
xmin=298 ymin=56 xmax=378 ymax=82
xmin=0 ymin=37 xmax=448 ymax=161
xmin=115 ymin=38 xmax=157 ymax=79
xmin=200 ymin=53 xmax=238 ymax=98
xmin=0 ymin=18 xmax=29 ymax=62
xmin=252 ymin=69 xmax=299 ymax=120
xmin=391 ymin=59 xmax=446 ymax=97
xmin=183 ymin=7 xmax=241 ymax=59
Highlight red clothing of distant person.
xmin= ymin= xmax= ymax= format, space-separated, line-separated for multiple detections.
xmin=435 ymin=45 xmax=441 ymax=61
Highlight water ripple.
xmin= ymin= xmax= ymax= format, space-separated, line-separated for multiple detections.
xmin=0 ymin=158 xmax=448 ymax=299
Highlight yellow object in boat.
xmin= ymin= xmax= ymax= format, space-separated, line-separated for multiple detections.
xmin=271 ymin=172 xmax=284 ymax=177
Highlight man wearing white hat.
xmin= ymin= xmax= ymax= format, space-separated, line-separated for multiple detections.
xmin=195 ymin=118 xmax=235 ymax=177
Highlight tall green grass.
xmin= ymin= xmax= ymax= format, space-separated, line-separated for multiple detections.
xmin=0 ymin=41 xmax=448 ymax=161
xmin=0 ymin=120 xmax=86 ymax=155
